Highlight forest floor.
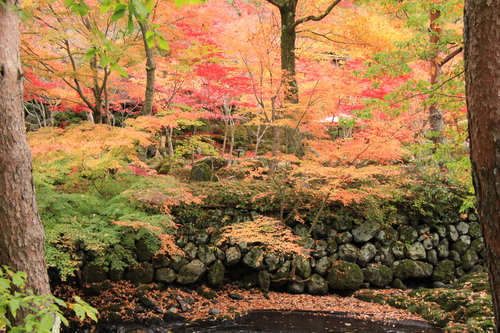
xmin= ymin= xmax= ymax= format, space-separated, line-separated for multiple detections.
xmin=56 ymin=281 xmax=430 ymax=331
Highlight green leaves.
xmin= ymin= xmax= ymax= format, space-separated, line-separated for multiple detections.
xmin=0 ymin=266 xmax=98 ymax=332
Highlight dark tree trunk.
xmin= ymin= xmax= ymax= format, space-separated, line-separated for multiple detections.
xmin=0 ymin=0 xmax=51 ymax=300
xmin=429 ymin=7 xmax=444 ymax=144
xmin=138 ymin=19 xmax=156 ymax=116
xmin=464 ymin=0 xmax=500 ymax=328
xmin=279 ymin=0 xmax=299 ymax=104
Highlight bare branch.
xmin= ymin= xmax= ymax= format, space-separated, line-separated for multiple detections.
xmin=293 ymin=0 xmax=342 ymax=28
xmin=438 ymin=46 xmax=463 ymax=67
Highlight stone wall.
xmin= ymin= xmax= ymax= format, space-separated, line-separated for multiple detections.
xmin=82 ymin=209 xmax=485 ymax=294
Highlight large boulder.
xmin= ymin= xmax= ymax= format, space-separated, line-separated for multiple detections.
xmin=392 ymin=260 xmax=433 ymax=280
xmin=358 ymin=243 xmax=377 ymax=267
xmin=352 ymin=222 xmax=380 ymax=243
xmin=208 ymin=260 xmax=225 ymax=287
xmin=177 ymin=260 xmax=207 ymax=284
xmin=306 ymin=274 xmax=329 ymax=295
xmin=198 ymin=245 xmax=216 ymax=266
xmin=296 ymin=256 xmax=312 ymax=279
xmin=225 ymin=246 xmax=241 ymax=266
xmin=155 ymin=267 xmax=176 ymax=283
xmin=405 ymin=242 xmax=426 ymax=260
xmin=363 ymin=264 xmax=393 ymax=288
xmin=327 ymin=261 xmax=364 ymax=290
xmin=124 ymin=262 xmax=154 ymax=285
xmin=243 ymin=247 xmax=265 ymax=270
xmin=338 ymin=244 xmax=360 ymax=262
xmin=432 ymin=259 xmax=455 ymax=283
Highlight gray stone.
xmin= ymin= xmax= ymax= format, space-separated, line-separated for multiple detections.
xmin=470 ymin=238 xmax=485 ymax=254
xmin=392 ymin=260 xmax=433 ymax=280
xmin=352 ymin=222 xmax=380 ymax=243
xmin=363 ymin=264 xmax=393 ymax=288
xmin=306 ymin=274 xmax=329 ymax=295
xmin=177 ymin=260 xmax=207 ymax=284
xmin=273 ymin=261 xmax=292 ymax=288
xmin=375 ymin=247 xmax=395 ymax=266
xmin=313 ymin=240 xmax=328 ymax=259
xmin=432 ymin=259 xmax=455 ymax=283
xmin=422 ymin=237 xmax=433 ymax=250
xmin=327 ymin=261 xmax=364 ymax=290
xmin=451 ymin=239 xmax=470 ymax=255
xmin=376 ymin=226 xmax=398 ymax=245
xmin=448 ymin=225 xmax=459 ymax=242
xmin=314 ymin=257 xmax=331 ymax=276
xmin=225 ymin=246 xmax=241 ymax=266
xmin=405 ymin=242 xmax=426 ymax=260
xmin=456 ymin=222 xmax=469 ymax=235
xmin=391 ymin=278 xmax=407 ymax=290
xmin=170 ymin=255 xmax=189 ymax=272
xmin=418 ymin=225 xmax=430 ymax=236
xmin=209 ymin=308 xmax=221 ymax=315
xmin=397 ymin=226 xmax=418 ymax=243
xmin=326 ymin=239 xmax=338 ymax=255
xmin=338 ymin=244 xmax=360 ymax=262
xmin=184 ymin=242 xmax=198 ymax=260
xmin=437 ymin=239 xmax=450 ymax=259
xmin=436 ymin=225 xmax=447 ymax=238
xmin=208 ymin=260 xmax=225 ymax=287
xmin=469 ymin=222 xmax=482 ymax=238
xmin=358 ymin=243 xmax=377 ymax=267
xmin=198 ymin=245 xmax=217 ymax=266
xmin=392 ymin=243 xmax=405 ymax=260
xmin=243 ymin=247 xmax=265 ymax=270
xmin=449 ymin=250 xmax=462 ymax=265
xmin=311 ymin=223 xmax=328 ymax=239
xmin=264 ymin=252 xmax=280 ymax=272
xmin=427 ymin=249 xmax=438 ymax=265
xmin=293 ymin=223 xmax=309 ymax=237
xmin=333 ymin=216 xmax=352 ymax=231
xmin=258 ymin=270 xmax=271 ymax=292
xmin=155 ymin=267 xmax=176 ymax=283
xmin=296 ymin=256 xmax=312 ymax=279
xmin=459 ymin=235 xmax=471 ymax=245
xmin=336 ymin=232 xmax=353 ymax=245
xmin=461 ymin=250 xmax=479 ymax=271
xmin=190 ymin=163 xmax=215 ymax=182
xmin=194 ymin=230 xmax=211 ymax=245
xmin=152 ymin=254 xmax=170 ymax=268
xmin=288 ymin=280 xmax=305 ymax=294
xmin=124 ymin=262 xmax=154 ymax=285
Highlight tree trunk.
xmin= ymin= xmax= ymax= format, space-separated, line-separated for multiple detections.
xmin=138 ymin=19 xmax=156 ymax=116
xmin=0 ymin=0 xmax=51 ymax=302
xmin=464 ymin=0 xmax=500 ymax=328
xmin=279 ymin=0 xmax=299 ymax=104
xmin=429 ymin=7 xmax=444 ymax=144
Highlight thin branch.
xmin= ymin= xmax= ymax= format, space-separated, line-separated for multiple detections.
xmin=389 ymin=70 xmax=465 ymax=106
xmin=298 ymin=30 xmax=367 ymax=46
xmin=293 ymin=0 xmax=342 ymax=28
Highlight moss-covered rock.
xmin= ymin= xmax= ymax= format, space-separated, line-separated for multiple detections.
xmin=242 ymin=247 xmax=264 ymax=270
xmin=124 ymin=262 xmax=154 ymax=285
xmin=177 ymin=259 xmax=207 ymax=284
xmin=392 ymin=260 xmax=433 ymax=280
xmin=363 ymin=264 xmax=393 ymax=288
xmin=433 ymin=259 xmax=455 ymax=283
xmin=306 ymin=274 xmax=328 ymax=295
xmin=208 ymin=259 xmax=225 ymax=287
xmin=327 ymin=260 xmax=364 ymax=290
xmin=352 ymin=222 xmax=380 ymax=243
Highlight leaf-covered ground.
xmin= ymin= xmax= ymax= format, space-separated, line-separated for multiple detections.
xmin=56 ymin=281 xmax=431 ymax=332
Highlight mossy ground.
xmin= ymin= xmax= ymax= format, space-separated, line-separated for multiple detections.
xmin=353 ymin=272 xmax=494 ymax=332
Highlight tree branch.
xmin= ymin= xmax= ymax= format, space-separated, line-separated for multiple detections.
xmin=438 ymin=46 xmax=463 ymax=67
xmin=389 ymin=70 xmax=465 ymax=106
xmin=293 ymin=0 xmax=342 ymax=28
